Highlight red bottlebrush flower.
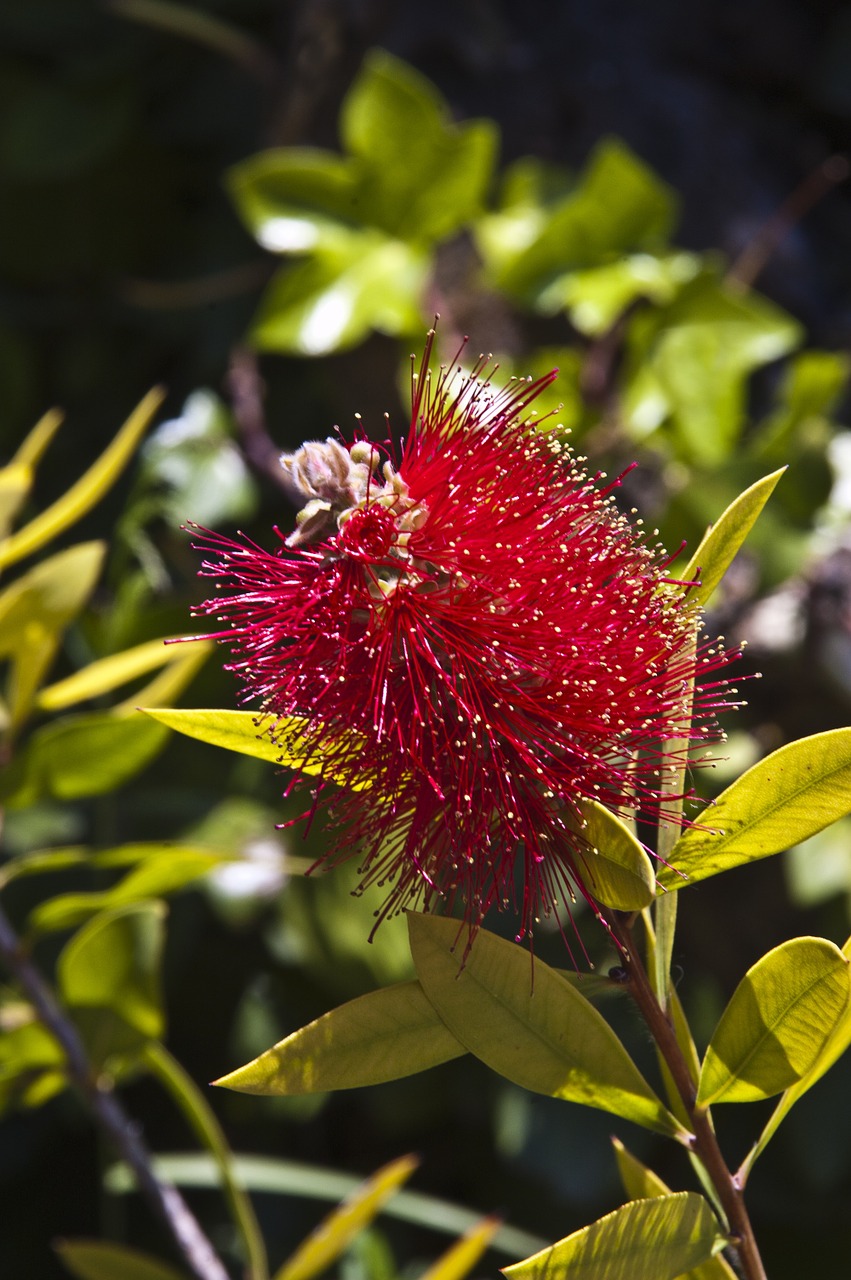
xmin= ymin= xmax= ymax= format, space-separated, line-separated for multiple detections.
xmin=192 ymin=333 xmax=738 ymax=955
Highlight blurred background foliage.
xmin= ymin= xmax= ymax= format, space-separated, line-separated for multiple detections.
xmin=3 ymin=1 xmax=851 ymax=1277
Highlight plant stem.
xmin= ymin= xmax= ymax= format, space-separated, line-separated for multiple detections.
xmin=0 ymin=900 xmax=231 ymax=1280
xmin=607 ymin=909 xmax=768 ymax=1280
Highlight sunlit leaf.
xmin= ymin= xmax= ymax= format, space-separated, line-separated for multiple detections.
xmin=543 ymin=252 xmax=700 ymax=336
xmin=37 ymin=637 xmax=207 ymax=712
xmin=660 ymin=730 xmax=851 ymax=889
xmin=571 ymin=800 xmax=655 ymax=911
xmin=55 ymin=1238 xmax=188 ymax=1280
xmin=9 ymin=405 xmax=64 ymax=470
xmin=0 ymin=388 xmax=164 ymax=571
xmin=272 ymin=1155 xmax=419 ymax=1280
xmin=215 ymin=980 xmax=466 ymax=1095
xmin=697 ymin=936 xmax=851 ymax=1106
xmin=612 ymin=1140 xmax=737 ymax=1280
xmin=679 ymin=468 xmax=786 ymax=607
xmin=408 ymin=914 xmax=684 ymax=1137
xmin=0 ymin=463 xmax=32 ymax=539
xmin=503 ymin=1192 xmax=725 ymax=1280
xmin=418 ymin=1215 xmax=502 ymax=1280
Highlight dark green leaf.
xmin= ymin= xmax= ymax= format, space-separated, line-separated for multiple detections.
xmin=55 ymin=1239 xmax=189 ymax=1280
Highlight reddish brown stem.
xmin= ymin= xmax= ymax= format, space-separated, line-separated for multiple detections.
xmin=607 ymin=910 xmax=768 ymax=1280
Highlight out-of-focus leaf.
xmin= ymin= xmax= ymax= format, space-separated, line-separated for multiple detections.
xmin=474 ymin=156 xmax=577 ymax=276
xmin=272 ymin=1155 xmax=419 ymax=1280
xmin=752 ymin=350 xmax=851 ymax=458
xmin=612 ymin=1140 xmax=737 ymax=1280
xmin=622 ymin=275 xmax=801 ymax=463
xmin=215 ymin=980 xmax=466 ymax=1095
xmin=0 ymin=542 xmax=105 ymax=726
xmin=251 ymin=234 xmax=427 ymax=355
xmin=227 ymin=148 xmax=362 ymax=248
xmin=678 ymin=468 xmax=785 ymax=607
xmin=503 ymin=1193 xmax=725 ymax=1280
xmin=492 ymin=139 xmax=677 ymax=302
xmin=0 ymin=388 xmax=164 ymax=571
xmin=58 ymin=902 xmax=166 ymax=1042
xmin=570 ymin=800 xmax=655 ymax=911
xmin=697 ymin=936 xmax=850 ymax=1106
xmin=660 ymin=729 xmax=851 ymax=889
xmin=0 ymin=711 xmax=169 ymax=808
xmin=55 ymin=1238 xmax=189 ymax=1280
xmin=9 ymin=406 xmax=64 ymax=470
xmin=0 ymin=1014 xmax=66 ymax=1115
xmin=408 ymin=914 xmax=684 ymax=1137
xmin=36 ymin=637 xmax=206 ymax=712
xmin=27 ymin=849 xmax=227 ymax=934
xmin=743 ymin=934 xmax=851 ymax=1176
xmin=417 ymin=1216 xmax=502 ymax=1280
xmin=0 ymin=464 xmax=32 ymax=540
xmin=543 ymin=252 xmax=700 ymax=336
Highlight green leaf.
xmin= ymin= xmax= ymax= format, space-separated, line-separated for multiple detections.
xmin=215 ymin=980 xmax=466 ymax=1096
xmin=37 ymin=637 xmax=208 ymax=712
xmin=743 ymin=934 xmax=851 ymax=1176
xmin=494 ymin=139 xmax=677 ymax=301
xmin=0 ymin=1013 xmax=66 ymax=1115
xmin=503 ymin=1192 xmax=725 ymax=1280
xmin=58 ymin=902 xmax=166 ymax=1043
xmin=227 ymin=147 xmax=362 ymax=248
xmin=251 ymin=234 xmax=427 ymax=355
xmin=55 ymin=1239 xmax=189 ymax=1280
xmin=408 ymin=914 xmax=684 ymax=1138
xmin=570 ymin=801 xmax=655 ymax=911
xmin=697 ymin=936 xmax=851 ymax=1106
xmin=272 ymin=1154 xmax=419 ymax=1280
xmin=27 ymin=848 xmax=226 ymax=935
xmin=612 ymin=1140 xmax=737 ymax=1280
xmin=659 ymin=729 xmax=851 ymax=890
xmin=0 ymin=388 xmax=164 ymax=571
xmin=542 ymin=252 xmax=700 ymax=336
xmin=679 ymin=468 xmax=786 ymax=608
xmin=0 ymin=541 xmax=105 ymax=726
xmin=0 ymin=711 xmax=170 ymax=808
xmin=140 ymin=707 xmax=368 ymax=788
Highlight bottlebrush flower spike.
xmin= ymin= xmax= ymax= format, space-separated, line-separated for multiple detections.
xmin=192 ymin=331 xmax=739 ymax=957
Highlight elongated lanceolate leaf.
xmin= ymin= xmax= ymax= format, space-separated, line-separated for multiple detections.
xmin=418 ymin=1216 xmax=502 ymax=1280
xmin=743 ymin=933 xmax=851 ymax=1176
xmin=659 ymin=729 xmax=851 ymax=889
xmin=272 ymin=1155 xmax=418 ymax=1280
xmin=697 ymin=936 xmax=851 ymax=1106
xmin=612 ymin=1140 xmax=738 ymax=1280
xmin=0 ymin=388 xmax=164 ymax=570
xmin=54 ymin=1239 xmax=189 ymax=1280
xmin=216 ymin=980 xmax=466 ymax=1095
xmin=37 ymin=637 xmax=207 ymax=711
xmin=408 ymin=914 xmax=684 ymax=1138
xmin=680 ymin=468 xmax=785 ymax=607
xmin=503 ymin=1193 xmax=725 ymax=1280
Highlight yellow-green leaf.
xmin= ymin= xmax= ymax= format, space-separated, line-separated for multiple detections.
xmin=10 ymin=406 xmax=64 ymax=470
xmin=659 ymin=729 xmax=851 ymax=890
xmin=0 ymin=463 xmax=32 ymax=539
xmin=503 ymin=1193 xmax=725 ymax=1280
xmin=697 ymin=936 xmax=851 ymax=1106
xmin=37 ymin=637 xmax=208 ymax=712
xmin=418 ymin=1215 xmax=502 ymax=1280
xmin=215 ymin=980 xmax=466 ymax=1096
xmin=0 ymin=388 xmax=164 ymax=571
xmin=572 ymin=800 xmax=655 ymax=911
xmin=408 ymin=914 xmax=684 ymax=1138
xmin=612 ymin=1140 xmax=738 ymax=1280
xmin=679 ymin=468 xmax=785 ymax=607
xmin=55 ymin=1239 xmax=189 ymax=1280
xmin=272 ymin=1155 xmax=419 ymax=1280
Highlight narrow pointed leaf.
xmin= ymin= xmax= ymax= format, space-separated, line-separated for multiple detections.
xmin=0 ymin=463 xmax=32 ymax=539
xmin=408 ymin=914 xmax=684 ymax=1137
xmin=573 ymin=800 xmax=655 ymax=911
xmin=10 ymin=406 xmax=64 ymax=470
xmin=697 ymin=936 xmax=850 ymax=1106
xmin=680 ymin=468 xmax=785 ymax=607
xmin=743 ymin=933 xmax=851 ymax=1175
xmin=215 ymin=980 xmax=466 ymax=1095
xmin=37 ymin=637 xmax=204 ymax=712
xmin=659 ymin=729 xmax=851 ymax=889
xmin=272 ymin=1155 xmax=419 ymax=1280
xmin=0 ymin=388 xmax=164 ymax=570
xmin=55 ymin=1239 xmax=189 ymax=1280
xmin=418 ymin=1216 xmax=502 ymax=1280
xmin=503 ymin=1192 xmax=725 ymax=1280
xmin=141 ymin=707 xmax=367 ymax=786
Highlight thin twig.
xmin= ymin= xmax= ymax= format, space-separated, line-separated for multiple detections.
xmin=605 ymin=909 xmax=768 ymax=1280
xmin=0 ymin=901 xmax=231 ymax=1280
xmin=227 ymin=347 xmax=300 ymax=497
